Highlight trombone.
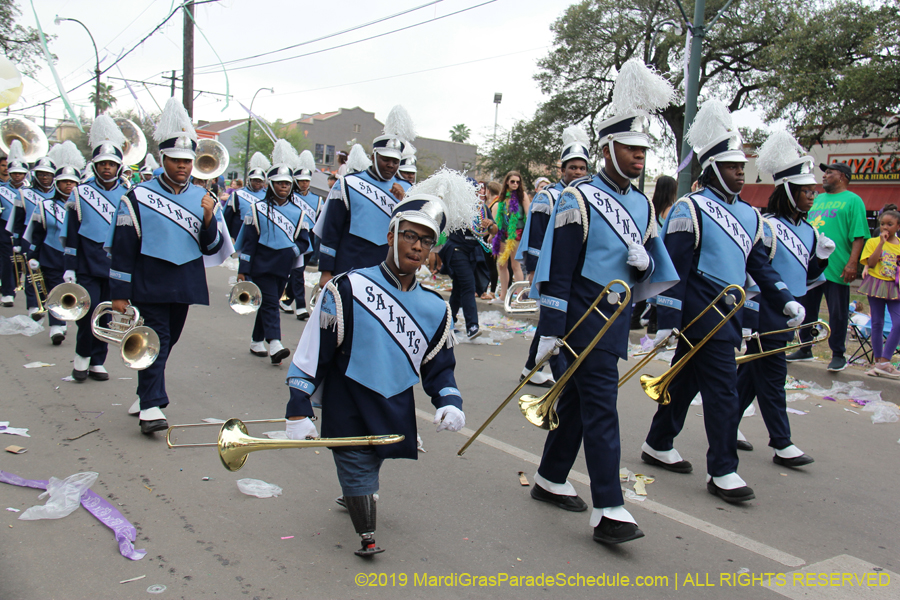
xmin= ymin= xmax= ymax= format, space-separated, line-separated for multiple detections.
xmin=10 ymin=251 xmax=26 ymax=292
xmin=166 ymin=418 xmax=404 ymax=472
xmin=504 ymin=280 xmax=537 ymax=313
xmin=458 ymin=280 xmax=631 ymax=455
xmin=91 ymin=302 xmax=160 ymax=369
xmin=736 ymin=321 xmax=830 ymax=365
xmin=618 ymin=285 xmax=746 ymax=405
xmin=46 ymin=283 xmax=91 ymax=321
xmin=229 ymin=281 xmax=262 ymax=314
xmin=22 ymin=259 xmax=49 ymax=319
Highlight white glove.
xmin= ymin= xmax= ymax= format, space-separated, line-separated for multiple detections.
xmin=63 ymin=270 xmax=77 ymax=284
xmin=655 ymin=329 xmax=673 ymax=344
xmin=13 ymin=246 xmax=21 ymax=254
xmin=816 ymin=234 xmax=836 ymax=260
xmin=626 ymin=243 xmax=650 ymax=271
xmin=433 ymin=405 xmax=465 ymax=433
xmin=741 ymin=328 xmax=753 ymax=340
xmin=28 ymin=259 xmax=39 ymax=270
xmin=285 ymin=417 xmax=319 ymax=440
xmin=537 ymin=335 xmax=560 ymax=363
xmin=783 ymin=301 xmax=806 ymax=328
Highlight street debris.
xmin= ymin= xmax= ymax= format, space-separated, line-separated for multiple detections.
xmin=23 ymin=362 xmax=54 ymax=368
xmin=119 ymin=575 xmax=146 ymax=584
xmin=0 ymin=315 xmax=45 ymax=336
xmin=237 ymin=478 xmax=282 ymax=498
xmin=517 ymin=472 xmax=529 ymax=486
xmin=0 ymin=422 xmax=30 ymax=437
xmin=65 ymin=429 xmax=99 ymax=441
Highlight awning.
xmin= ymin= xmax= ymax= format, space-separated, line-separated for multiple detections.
xmin=741 ymin=183 xmax=900 ymax=211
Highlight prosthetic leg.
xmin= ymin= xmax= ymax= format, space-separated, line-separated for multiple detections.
xmin=344 ymin=495 xmax=383 ymax=557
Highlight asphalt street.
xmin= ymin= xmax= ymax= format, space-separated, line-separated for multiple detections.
xmin=1 ymin=265 xmax=898 ymax=600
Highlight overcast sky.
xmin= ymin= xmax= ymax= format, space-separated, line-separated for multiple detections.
xmin=21 ymin=0 xmax=765 ymax=168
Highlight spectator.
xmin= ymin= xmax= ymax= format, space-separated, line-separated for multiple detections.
xmin=492 ymin=171 xmax=526 ymax=302
xmin=0 ymin=156 xmax=8 ymax=183
xmin=336 ymin=151 xmax=349 ymax=177
xmin=480 ymin=181 xmax=501 ymax=299
xmin=787 ymin=162 xmax=869 ymax=371
xmin=533 ymin=176 xmax=551 ymax=192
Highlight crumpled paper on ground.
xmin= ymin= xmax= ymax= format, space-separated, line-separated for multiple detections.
xmin=456 ymin=310 xmax=533 ymax=345
xmin=800 ymin=380 xmax=883 ymax=405
xmin=236 ymin=478 xmax=282 ymax=498
xmin=19 ymin=472 xmax=98 ymax=520
xmin=0 ymin=315 xmax=45 ymax=336
xmin=0 ymin=422 xmax=30 ymax=437
xmin=862 ymin=400 xmax=900 ymax=424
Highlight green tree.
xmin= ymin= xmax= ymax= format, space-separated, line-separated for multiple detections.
xmin=0 ymin=0 xmax=47 ymax=77
xmin=230 ymin=119 xmax=312 ymax=177
xmin=88 ymin=82 xmax=117 ymax=114
xmin=449 ymin=124 xmax=471 ymax=143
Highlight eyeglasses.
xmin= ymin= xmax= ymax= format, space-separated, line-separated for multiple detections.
xmin=508 ymin=179 xmax=520 ymax=184
xmin=800 ymin=189 xmax=818 ymax=199
xmin=398 ymin=229 xmax=436 ymax=248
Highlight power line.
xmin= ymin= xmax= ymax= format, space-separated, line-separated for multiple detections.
xmin=192 ymin=0 xmax=497 ymax=75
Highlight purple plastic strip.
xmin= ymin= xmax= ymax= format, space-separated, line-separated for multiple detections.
xmin=0 ymin=470 xmax=146 ymax=561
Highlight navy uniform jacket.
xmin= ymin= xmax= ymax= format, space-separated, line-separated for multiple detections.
xmin=236 ymin=197 xmax=306 ymax=278
xmin=657 ymin=187 xmax=794 ymax=347
xmin=0 ymin=181 xmax=19 ymax=230
xmin=9 ymin=186 xmax=52 ymax=246
xmin=108 ymin=177 xmax=225 ymax=305
xmin=223 ymin=186 xmax=265 ymax=239
xmin=285 ymin=263 xmax=461 ymax=460
xmin=63 ymin=180 xmax=127 ymax=279
xmin=25 ymin=191 xmax=68 ymax=271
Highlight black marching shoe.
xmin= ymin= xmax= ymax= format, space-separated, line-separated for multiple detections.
xmin=593 ymin=517 xmax=645 ymax=545
xmin=773 ymin=454 xmax=815 ymax=468
xmin=707 ymin=481 xmax=755 ymax=503
xmin=140 ymin=419 xmax=168 ymax=435
xmin=785 ymin=347 xmax=814 ymax=362
xmin=355 ymin=533 xmax=384 ymax=557
xmin=88 ymin=367 xmax=109 ymax=381
xmin=72 ymin=368 xmax=88 ymax=382
xmin=641 ymin=451 xmax=693 ymax=474
xmin=530 ymin=484 xmax=588 ymax=512
xmin=736 ymin=440 xmax=754 ymax=451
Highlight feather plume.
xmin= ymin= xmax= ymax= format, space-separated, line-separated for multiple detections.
xmin=755 ymin=130 xmax=805 ymax=176
xmin=347 ymin=143 xmax=372 ymax=173
xmin=383 ymin=105 xmax=416 ymax=142
xmin=562 ymin=125 xmax=589 ymax=148
xmin=143 ymin=153 xmax=159 ymax=171
xmin=6 ymin=139 xmax=25 ymax=164
xmin=686 ymin=99 xmax=734 ymax=150
xmin=401 ymin=142 xmax=417 ymax=160
xmin=89 ymin=114 xmax=126 ymax=149
xmin=248 ymin=151 xmax=271 ymax=173
xmin=271 ymin=139 xmax=298 ymax=167
xmin=405 ymin=167 xmax=480 ymax=233
xmin=153 ymin=97 xmax=197 ymax=143
xmin=48 ymin=141 xmax=86 ymax=171
xmin=297 ymin=150 xmax=315 ymax=173
xmin=611 ymin=58 xmax=675 ymax=116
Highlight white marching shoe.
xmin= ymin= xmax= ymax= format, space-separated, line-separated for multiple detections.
xmin=128 ymin=398 xmax=141 ymax=416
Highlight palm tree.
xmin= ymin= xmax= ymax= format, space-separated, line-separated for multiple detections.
xmin=89 ymin=83 xmax=118 ymax=114
xmin=449 ymin=123 xmax=471 ymax=143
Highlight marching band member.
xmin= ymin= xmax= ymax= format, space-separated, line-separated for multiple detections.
xmin=107 ymin=98 xmax=231 ymax=435
xmin=61 ymin=116 xmax=130 ymax=382
xmin=139 ymin=154 xmax=158 ymax=183
xmin=0 ymin=141 xmax=28 ymax=306
xmin=531 ymin=59 xmax=678 ymax=544
xmin=235 ymin=140 xmax=306 ymax=364
xmin=515 ymin=126 xmax=592 ymax=387
xmin=642 ymin=100 xmax=805 ymax=503
xmin=283 ymin=168 xmax=478 ymax=557
xmin=24 ymin=142 xmax=85 ymax=345
xmin=315 ymin=106 xmax=415 ymax=288
xmin=736 ymin=131 xmax=832 ymax=467
xmin=397 ymin=143 xmax=417 ymax=185
xmin=280 ymin=150 xmax=319 ymax=320
xmin=224 ymin=152 xmax=269 ymax=239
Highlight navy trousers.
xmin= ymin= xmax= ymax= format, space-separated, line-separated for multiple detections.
xmin=74 ymin=274 xmax=110 ymax=365
xmin=251 ymin=274 xmax=287 ymax=342
xmin=536 ymin=347 xmax=623 ymax=509
xmin=281 ymin=266 xmax=307 ymax=308
xmin=737 ymin=338 xmax=792 ymax=450
xmin=133 ymin=302 xmax=189 ymax=409
xmin=448 ymin=248 xmax=478 ymax=330
xmin=798 ymin=281 xmax=849 ymax=357
xmin=645 ymin=338 xmax=741 ymax=477
xmin=0 ymin=225 xmax=15 ymax=298
xmin=40 ymin=266 xmax=65 ymax=327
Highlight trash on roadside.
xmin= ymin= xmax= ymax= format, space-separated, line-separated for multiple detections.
xmin=0 ymin=315 xmax=45 ymax=336
xmin=263 ymin=430 xmax=287 ymax=439
xmin=5 ymin=445 xmax=26 ymax=454
xmin=119 ymin=575 xmax=146 ymax=584
xmin=517 ymin=472 xmax=529 ymax=486
xmin=201 ymin=418 xmax=225 ymax=424
xmin=19 ymin=472 xmax=99 ymax=520
xmin=0 ymin=423 xmax=30 ymax=437
xmin=236 ymin=478 xmax=282 ymax=498
xmin=786 ymin=393 xmax=808 ymax=402
xmin=862 ymin=400 xmax=900 ymax=424
xmin=23 ymin=362 xmax=54 ymax=368
xmin=6 ymin=507 xmax=20 ymax=512
xmin=786 ymin=408 xmax=807 ymax=415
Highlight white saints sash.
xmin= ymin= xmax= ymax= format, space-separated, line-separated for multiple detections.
xmin=0 ymin=185 xmax=18 ymax=208
xmin=235 ymin=189 xmax=258 ymax=208
xmin=346 ymin=175 xmax=396 ymax=217
xmin=695 ymin=197 xmax=753 ymax=258
xmin=293 ymin=194 xmax=317 ymax=227
xmin=132 ymin=186 xmax=202 ymax=242
xmin=348 ymin=272 xmax=428 ymax=373
xmin=771 ymin=220 xmax=810 ymax=268
xmin=21 ymin=188 xmax=42 ymax=208
xmin=43 ymin=199 xmax=67 ymax=224
xmin=77 ymin=185 xmax=116 ymax=224
xmin=578 ymin=183 xmax=643 ymax=246
xmin=254 ymin=200 xmax=297 ymax=240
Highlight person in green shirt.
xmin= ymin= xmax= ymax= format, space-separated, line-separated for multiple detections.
xmin=787 ymin=162 xmax=869 ymax=371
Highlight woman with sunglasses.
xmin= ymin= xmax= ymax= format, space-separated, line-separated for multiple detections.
xmin=491 ymin=171 xmax=527 ymax=302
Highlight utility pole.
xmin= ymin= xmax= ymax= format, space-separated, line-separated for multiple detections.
xmin=183 ymin=1 xmax=195 ymax=117
xmin=162 ymin=70 xmax=178 ymax=97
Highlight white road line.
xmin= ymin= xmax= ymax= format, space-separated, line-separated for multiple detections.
xmin=763 ymin=555 xmax=895 ymax=599
xmin=418 ymin=409 xmax=805 ymax=568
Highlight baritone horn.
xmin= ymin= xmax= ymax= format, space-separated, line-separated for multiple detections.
xmin=91 ymin=302 xmax=160 ymax=369
xmin=0 ymin=116 xmax=49 ymax=162
xmin=114 ymin=118 xmax=148 ymax=165
xmin=736 ymin=320 xmax=830 ymax=365
xmin=46 ymin=282 xmax=91 ymax=321
xmin=229 ymin=281 xmax=262 ymax=314
xmin=166 ymin=418 xmax=404 ymax=472
xmin=191 ymin=139 xmax=230 ymax=180
xmin=504 ymin=280 xmax=537 ymax=313
xmin=459 ymin=280 xmax=631 ymax=455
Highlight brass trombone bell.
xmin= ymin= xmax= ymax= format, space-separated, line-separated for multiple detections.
xmin=736 ymin=320 xmax=831 ymax=365
xmin=191 ymin=139 xmax=230 ymax=180
xmin=114 ymin=118 xmax=148 ymax=166
xmin=229 ymin=281 xmax=262 ymax=314
xmin=504 ymin=280 xmax=537 ymax=313
xmin=0 ymin=116 xmax=49 ymax=162
xmin=46 ymin=282 xmax=91 ymax=321
xmin=91 ymin=302 xmax=160 ymax=369
xmin=166 ymin=418 xmax=405 ymax=472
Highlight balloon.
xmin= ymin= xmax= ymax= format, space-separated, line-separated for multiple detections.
xmin=0 ymin=56 xmax=23 ymax=110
